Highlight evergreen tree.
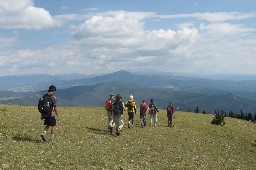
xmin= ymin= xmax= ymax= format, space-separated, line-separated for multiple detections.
xmin=194 ymin=106 xmax=200 ymax=113
xmin=211 ymin=113 xmax=225 ymax=125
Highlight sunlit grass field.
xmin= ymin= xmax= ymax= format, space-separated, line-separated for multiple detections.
xmin=1 ymin=104 xmax=256 ymax=169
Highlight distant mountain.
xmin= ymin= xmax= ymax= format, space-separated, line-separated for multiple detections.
xmin=1 ymin=70 xmax=256 ymax=113
xmin=1 ymin=81 xmax=255 ymax=114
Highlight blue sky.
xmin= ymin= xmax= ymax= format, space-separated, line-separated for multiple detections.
xmin=0 ymin=0 xmax=255 ymax=76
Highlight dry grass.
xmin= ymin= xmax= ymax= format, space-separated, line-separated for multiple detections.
xmin=1 ymin=105 xmax=256 ymax=169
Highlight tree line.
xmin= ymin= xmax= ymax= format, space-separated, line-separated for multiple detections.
xmin=189 ymin=106 xmax=256 ymax=122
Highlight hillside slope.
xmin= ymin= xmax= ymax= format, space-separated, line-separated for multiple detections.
xmin=1 ymin=105 xmax=256 ymax=169
xmin=1 ymin=81 xmax=255 ymax=114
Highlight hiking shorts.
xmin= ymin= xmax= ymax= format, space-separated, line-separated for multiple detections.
xmin=128 ymin=112 xmax=135 ymax=119
xmin=44 ymin=116 xmax=56 ymax=126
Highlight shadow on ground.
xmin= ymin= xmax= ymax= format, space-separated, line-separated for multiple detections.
xmin=86 ymin=127 xmax=109 ymax=135
xmin=12 ymin=135 xmax=42 ymax=143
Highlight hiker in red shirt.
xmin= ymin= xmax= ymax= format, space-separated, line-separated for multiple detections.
xmin=139 ymin=100 xmax=149 ymax=128
xmin=167 ymin=102 xmax=174 ymax=127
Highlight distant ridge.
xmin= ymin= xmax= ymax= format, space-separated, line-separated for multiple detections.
xmin=0 ymin=70 xmax=256 ymax=113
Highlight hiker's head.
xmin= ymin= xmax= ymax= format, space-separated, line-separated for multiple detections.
xmin=150 ymin=99 xmax=154 ymax=103
xmin=143 ymin=100 xmax=145 ymax=103
xmin=170 ymin=102 xmax=173 ymax=105
xmin=130 ymin=95 xmax=133 ymax=100
xmin=110 ymin=94 xmax=114 ymax=98
xmin=48 ymin=85 xmax=56 ymax=93
xmin=116 ymin=94 xmax=122 ymax=100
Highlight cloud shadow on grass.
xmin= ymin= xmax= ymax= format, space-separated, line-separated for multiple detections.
xmin=86 ymin=127 xmax=109 ymax=136
xmin=12 ymin=135 xmax=42 ymax=143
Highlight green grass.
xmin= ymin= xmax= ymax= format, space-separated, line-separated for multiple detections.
xmin=0 ymin=104 xmax=256 ymax=169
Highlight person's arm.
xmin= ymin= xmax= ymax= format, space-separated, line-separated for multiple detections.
xmin=134 ymin=102 xmax=137 ymax=114
xmin=52 ymin=96 xmax=59 ymax=119
xmin=54 ymin=106 xmax=59 ymax=117
xmin=155 ymin=105 xmax=159 ymax=112
xmin=122 ymin=102 xmax=126 ymax=111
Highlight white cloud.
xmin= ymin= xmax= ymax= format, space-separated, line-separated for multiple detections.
xmin=0 ymin=9 xmax=256 ymax=76
xmin=0 ymin=0 xmax=54 ymax=29
xmin=158 ymin=12 xmax=256 ymax=22
xmin=200 ymin=23 xmax=255 ymax=35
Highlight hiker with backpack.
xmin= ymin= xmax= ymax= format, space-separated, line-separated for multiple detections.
xmin=112 ymin=94 xmax=126 ymax=136
xmin=38 ymin=85 xmax=59 ymax=142
xmin=105 ymin=94 xmax=115 ymax=134
xmin=149 ymin=99 xmax=159 ymax=127
xmin=139 ymin=100 xmax=149 ymax=128
xmin=167 ymin=102 xmax=175 ymax=127
xmin=125 ymin=95 xmax=136 ymax=128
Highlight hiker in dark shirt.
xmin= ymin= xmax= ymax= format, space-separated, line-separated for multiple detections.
xmin=112 ymin=94 xmax=126 ymax=136
xmin=40 ymin=85 xmax=59 ymax=142
xmin=149 ymin=99 xmax=159 ymax=127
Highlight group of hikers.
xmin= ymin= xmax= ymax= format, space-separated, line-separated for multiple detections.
xmin=105 ymin=93 xmax=175 ymax=136
xmin=37 ymin=85 xmax=175 ymax=142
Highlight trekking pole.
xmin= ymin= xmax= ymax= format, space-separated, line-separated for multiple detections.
xmin=174 ymin=107 xmax=179 ymax=119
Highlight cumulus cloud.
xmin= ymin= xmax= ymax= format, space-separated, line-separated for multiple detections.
xmin=71 ymin=11 xmax=201 ymax=63
xmin=0 ymin=0 xmax=54 ymax=29
xmin=1 ymin=9 xmax=256 ymax=76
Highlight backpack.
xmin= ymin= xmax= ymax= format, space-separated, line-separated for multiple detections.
xmin=149 ymin=103 xmax=158 ymax=114
xmin=149 ymin=103 xmax=155 ymax=111
xmin=112 ymin=100 xmax=122 ymax=115
xmin=105 ymin=99 xmax=113 ymax=111
xmin=38 ymin=94 xmax=53 ymax=119
xmin=126 ymin=100 xmax=133 ymax=111
xmin=140 ymin=107 xmax=146 ymax=114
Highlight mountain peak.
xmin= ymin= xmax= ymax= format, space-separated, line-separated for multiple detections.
xmin=112 ymin=70 xmax=132 ymax=75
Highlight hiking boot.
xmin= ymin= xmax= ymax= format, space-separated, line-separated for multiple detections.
xmin=41 ymin=134 xmax=46 ymax=142
xmin=109 ymin=127 xmax=113 ymax=135
xmin=116 ymin=129 xmax=122 ymax=136
xmin=116 ymin=130 xmax=121 ymax=136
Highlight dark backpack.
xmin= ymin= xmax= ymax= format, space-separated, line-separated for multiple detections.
xmin=126 ymin=100 xmax=133 ymax=111
xmin=113 ymin=100 xmax=123 ymax=115
xmin=149 ymin=103 xmax=158 ymax=113
xmin=38 ymin=94 xmax=53 ymax=119
xmin=140 ymin=107 xmax=146 ymax=114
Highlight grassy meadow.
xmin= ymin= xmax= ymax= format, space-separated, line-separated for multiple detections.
xmin=0 ymin=104 xmax=256 ymax=169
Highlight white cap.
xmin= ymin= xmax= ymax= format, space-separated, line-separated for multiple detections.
xmin=130 ymin=95 xmax=133 ymax=100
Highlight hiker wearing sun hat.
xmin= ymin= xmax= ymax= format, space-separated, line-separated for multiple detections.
xmin=125 ymin=95 xmax=137 ymax=128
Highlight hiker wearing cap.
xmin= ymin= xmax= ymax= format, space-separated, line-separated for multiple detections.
xmin=139 ymin=100 xmax=149 ymax=128
xmin=125 ymin=95 xmax=137 ymax=128
xmin=167 ymin=102 xmax=175 ymax=127
xmin=105 ymin=94 xmax=115 ymax=134
xmin=40 ymin=85 xmax=59 ymax=142
xmin=149 ymin=99 xmax=159 ymax=127
xmin=112 ymin=94 xmax=126 ymax=136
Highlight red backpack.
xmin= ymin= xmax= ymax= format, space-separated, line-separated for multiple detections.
xmin=105 ymin=99 xmax=112 ymax=111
